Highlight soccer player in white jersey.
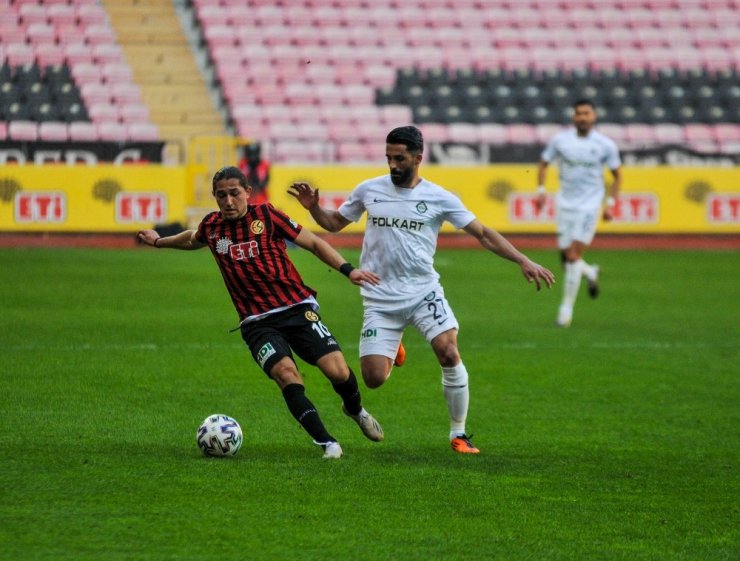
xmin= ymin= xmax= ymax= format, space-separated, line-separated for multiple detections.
xmin=535 ymin=99 xmax=622 ymax=327
xmin=289 ymin=126 xmax=554 ymax=454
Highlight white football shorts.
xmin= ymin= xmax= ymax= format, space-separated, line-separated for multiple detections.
xmin=556 ymin=206 xmax=599 ymax=249
xmin=358 ymin=285 xmax=459 ymax=359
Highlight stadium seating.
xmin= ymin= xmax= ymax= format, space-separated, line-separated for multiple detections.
xmin=2 ymin=1 xmax=739 ymax=158
xmin=0 ymin=0 xmax=159 ymax=142
xmin=191 ymin=0 xmax=739 ymax=162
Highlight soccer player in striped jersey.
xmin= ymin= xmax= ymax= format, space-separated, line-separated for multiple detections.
xmin=535 ymin=99 xmax=622 ymax=327
xmin=289 ymin=126 xmax=554 ymax=454
xmin=137 ymin=166 xmax=383 ymax=459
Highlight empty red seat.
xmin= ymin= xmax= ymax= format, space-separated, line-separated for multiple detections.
xmin=127 ymin=122 xmax=160 ymax=142
xmin=96 ymin=122 xmax=128 ymax=141
xmin=8 ymin=121 xmax=39 ymax=141
xmin=68 ymin=121 xmax=99 ymax=142
xmin=39 ymin=121 xmax=69 ymax=142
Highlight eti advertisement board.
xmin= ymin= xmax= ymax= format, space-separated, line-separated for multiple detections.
xmin=269 ymin=165 xmax=740 ymax=234
xmin=0 ymin=165 xmax=186 ymax=232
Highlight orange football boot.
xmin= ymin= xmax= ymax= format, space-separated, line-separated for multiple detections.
xmin=450 ymin=434 xmax=480 ymax=454
xmin=393 ymin=340 xmax=406 ymax=367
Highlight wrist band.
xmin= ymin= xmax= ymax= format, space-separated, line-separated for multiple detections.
xmin=605 ymin=196 xmax=616 ymax=207
xmin=339 ymin=263 xmax=355 ymax=277
xmin=154 ymin=237 xmax=161 ymax=247
xmin=536 ymin=185 xmax=546 ymax=194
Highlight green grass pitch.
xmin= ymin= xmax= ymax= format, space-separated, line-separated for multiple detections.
xmin=0 ymin=245 xmax=737 ymax=561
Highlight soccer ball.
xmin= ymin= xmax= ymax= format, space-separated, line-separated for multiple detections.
xmin=196 ymin=414 xmax=243 ymax=457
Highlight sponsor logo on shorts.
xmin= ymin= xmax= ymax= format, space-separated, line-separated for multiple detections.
xmin=305 ymin=311 xmax=319 ymax=322
xmin=257 ymin=342 xmax=276 ymax=367
xmin=250 ymin=219 xmax=264 ymax=234
xmin=360 ymin=328 xmax=377 ymax=340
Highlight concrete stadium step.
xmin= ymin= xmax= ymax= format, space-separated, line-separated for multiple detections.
xmin=100 ymin=0 xmax=226 ymax=143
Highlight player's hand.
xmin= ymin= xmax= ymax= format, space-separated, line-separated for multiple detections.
xmin=136 ymin=229 xmax=160 ymax=247
xmin=288 ymin=182 xmax=319 ymax=210
xmin=534 ymin=192 xmax=547 ymax=213
xmin=602 ymin=207 xmax=614 ymax=222
xmin=521 ymin=259 xmax=555 ymax=291
xmin=348 ymin=268 xmax=381 ymax=287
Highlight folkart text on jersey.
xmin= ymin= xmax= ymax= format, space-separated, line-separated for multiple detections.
xmin=370 ymin=216 xmax=425 ymax=231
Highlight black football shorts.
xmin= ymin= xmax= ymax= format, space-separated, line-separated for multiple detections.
xmin=240 ymin=304 xmax=342 ymax=375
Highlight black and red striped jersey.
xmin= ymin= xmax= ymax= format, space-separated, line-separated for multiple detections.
xmin=195 ymin=203 xmax=316 ymax=321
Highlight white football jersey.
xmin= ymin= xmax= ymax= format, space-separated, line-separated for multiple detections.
xmin=339 ymin=174 xmax=476 ymax=304
xmin=541 ymin=128 xmax=621 ymax=211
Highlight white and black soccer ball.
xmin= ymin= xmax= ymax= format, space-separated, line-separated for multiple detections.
xmin=196 ymin=414 xmax=243 ymax=457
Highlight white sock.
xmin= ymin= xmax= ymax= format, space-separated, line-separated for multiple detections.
xmin=441 ymin=362 xmax=469 ymax=439
xmin=561 ymin=260 xmax=583 ymax=315
xmin=578 ymin=259 xmax=597 ymax=282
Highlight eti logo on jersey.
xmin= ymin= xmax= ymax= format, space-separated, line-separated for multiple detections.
xmin=230 ymin=241 xmax=260 ymax=260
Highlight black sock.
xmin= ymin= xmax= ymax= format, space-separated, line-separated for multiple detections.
xmin=332 ymin=368 xmax=362 ymax=416
xmin=281 ymin=383 xmax=334 ymax=443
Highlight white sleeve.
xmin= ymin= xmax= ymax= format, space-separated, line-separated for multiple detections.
xmin=605 ymin=139 xmax=622 ymax=170
xmin=541 ymin=134 xmax=558 ymax=162
xmin=337 ymin=182 xmax=367 ymax=222
xmin=443 ymin=192 xmax=477 ymax=229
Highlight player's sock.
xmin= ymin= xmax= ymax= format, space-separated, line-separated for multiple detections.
xmin=331 ymin=368 xmax=362 ymax=416
xmin=562 ymin=260 xmax=583 ymax=312
xmin=441 ymin=362 xmax=469 ymax=440
xmin=282 ymin=383 xmax=335 ymax=443
xmin=579 ymin=259 xmax=597 ymax=282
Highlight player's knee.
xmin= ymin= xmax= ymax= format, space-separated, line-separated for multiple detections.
xmin=435 ymin=343 xmax=460 ymax=368
xmin=316 ymin=352 xmax=350 ymax=383
xmin=361 ymin=366 xmax=389 ymax=389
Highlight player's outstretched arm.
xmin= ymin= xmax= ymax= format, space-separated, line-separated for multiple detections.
xmin=534 ymin=160 xmax=549 ymax=212
xmin=602 ymin=167 xmax=622 ymax=222
xmin=462 ymin=220 xmax=555 ymax=291
xmin=136 ymin=229 xmax=206 ymax=250
xmin=293 ymin=228 xmax=380 ymax=287
xmin=287 ymin=182 xmax=351 ymax=233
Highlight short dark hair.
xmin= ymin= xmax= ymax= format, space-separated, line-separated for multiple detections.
xmin=386 ymin=125 xmax=424 ymax=154
xmin=212 ymin=166 xmax=248 ymax=192
xmin=573 ymin=98 xmax=595 ymax=109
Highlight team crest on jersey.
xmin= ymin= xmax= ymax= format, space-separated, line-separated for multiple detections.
xmin=305 ymin=311 xmax=319 ymax=322
xmin=416 ymin=201 xmax=428 ymax=214
xmin=250 ymin=220 xmax=264 ymax=234
xmin=215 ymin=237 xmax=233 ymax=254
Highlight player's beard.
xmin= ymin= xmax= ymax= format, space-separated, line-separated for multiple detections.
xmin=390 ymin=168 xmax=412 ymax=187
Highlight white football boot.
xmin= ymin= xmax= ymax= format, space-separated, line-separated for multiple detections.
xmin=342 ymin=406 xmax=384 ymax=442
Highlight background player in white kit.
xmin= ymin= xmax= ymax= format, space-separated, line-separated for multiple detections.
xmin=289 ymin=126 xmax=554 ymax=454
xmin=535 ymin=99 xmax=622 ymax=327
